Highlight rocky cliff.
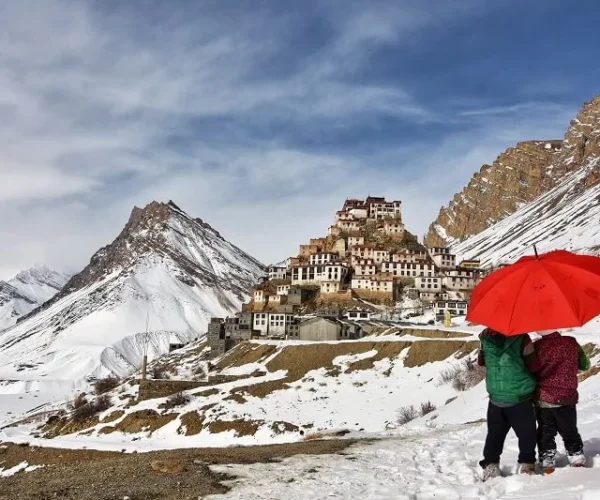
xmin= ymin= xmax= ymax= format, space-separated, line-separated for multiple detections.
xmin=452 ymin=94 xmax=600 ymax=266
xmin=424 ymin=140 xmax=561 ymax=247
xmin=425 ymin=95 xmax=600 ymax=247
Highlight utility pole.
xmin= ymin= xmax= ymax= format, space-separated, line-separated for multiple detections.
xmin=141 ymin=311 xmax=150 ymax=381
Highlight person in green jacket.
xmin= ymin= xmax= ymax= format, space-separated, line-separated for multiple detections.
xmin=477 ymin=328 xmax=540 ymax=481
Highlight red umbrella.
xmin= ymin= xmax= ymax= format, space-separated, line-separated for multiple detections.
xmin=466 ymin=249 xmax=600 ymax=335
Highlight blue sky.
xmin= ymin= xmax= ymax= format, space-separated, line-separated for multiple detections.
xmin=1 ymin=0 xmax=599 ymax=278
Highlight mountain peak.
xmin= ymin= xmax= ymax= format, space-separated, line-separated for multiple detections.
xmin=0 ymin=266 xmax=70 ymax=330
xmin=1 ymin=200 xmax=264 ymax=386
xmin=56 ymin=201 xmax=249 ymax=300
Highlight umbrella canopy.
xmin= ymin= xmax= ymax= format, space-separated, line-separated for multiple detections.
xmin=466 ymin=249 xmax=600 ymax=335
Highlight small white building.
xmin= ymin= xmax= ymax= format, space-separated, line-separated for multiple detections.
xmin=428 ymin=247 xmax=452 ymax=257
xmin=253 ymin=290 xmax=267 ymax=302
xmin=383 ymin=220 xmax=405 ymax=237
xmin=415 ymin=276 xmax=442 ymax=292
xmin=348 ymin=235 xmax=365 ymax=247
xmin=320 ymin=281 xmax=341 ymax=294
xmin=431 ymin=252 xmax=456 ymax=270
xmin=268 ymin=264 xmax=287 ymax=280
xmin=447 ymin=268 xmax=477 ymax=278
xmin=351 ymin=276 xmax=372 ymax=290
xmin=382 ymin=261 xmax=435 ymax=278
xmin=419 ymin=291 xmax=438 ymax=302
xmin=310 ymin=252 xmax=338 ymax=265
xmin=351 ymin=274 xmax=393 ymax=294
xmin=349 ymin=208 xmax=368 ymax=219
xmin=443 ymin=274 xmax=477 ymax=291
xmin=277 ymin=284 xmax=291 ymax=296
xmin=267 ymin=313 xmax=295 ymax=337
xmin=373 ymin=250 xmax=390 ymax=265
xmin=392 ymin=250 xmax=428 ymax=263
xmin=366 ymin=197 xmax=402 ymax=220
xmin=345 ymin=310 xmax=374 ymax=321
xmin=269 ymin=294 xmax=281 ymax=304
xmin=350 ymin=246 xmax=375 ymax=259
xmin=338 ymin=220 xmax=361 ymax=231
xmin=372 ymin=276 xmax=393 ymax=293
xmin=291 ymin=263 xmax=348 ymax=285
xmin=253 ymin=312 xmax=269 ymax=334
xmin=433 ymin=300 xmax=468 ymax=317
xmin=354 ymin=259 xmax=377 ymax=276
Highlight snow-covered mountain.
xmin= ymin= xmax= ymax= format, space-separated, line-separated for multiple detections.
xmin=0 ymin=201 xmax=265 ymax=396
xmin=0 ymin=266 xmax=70 ymax=331
xmin=453 ymin=95 xmax=600 ymax=266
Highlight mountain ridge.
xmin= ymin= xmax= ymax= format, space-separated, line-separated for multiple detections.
xmin=0 ymin=265 xmax=70 ymax=331
xmin=0 ymin=201 xmax=265 ymax=396
xmin=452 ymin=95 xmax=600 ymax=265
xmin=425 ymin=94 xmax=600 ymax=247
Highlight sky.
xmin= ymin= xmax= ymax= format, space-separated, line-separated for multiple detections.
xmin=1 ymin=0 xmax=599 ymax=279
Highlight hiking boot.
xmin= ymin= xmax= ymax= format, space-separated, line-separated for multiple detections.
xmin=541 ymin=455 xmax=555 ymax=475
xmin=568 ymin=453 xmax=586 ymax=467
xmin=520 ymin=463 xmax=536 ymax=475
xmin=482 ymin=463 xmax=501 ymax=481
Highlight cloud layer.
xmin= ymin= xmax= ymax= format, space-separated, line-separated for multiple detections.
xmin=0 ymin=0 xmax=597 ymax=278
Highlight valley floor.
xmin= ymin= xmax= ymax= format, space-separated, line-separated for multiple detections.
xmin=0 ymin=438 xmax=355 ymax=500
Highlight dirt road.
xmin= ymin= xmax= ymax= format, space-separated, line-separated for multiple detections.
xmin=0 ymin=439 xmax=357 ymax=499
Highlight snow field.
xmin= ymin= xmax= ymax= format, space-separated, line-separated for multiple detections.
xmin=204 ymin=349 xmax=600 ymax=500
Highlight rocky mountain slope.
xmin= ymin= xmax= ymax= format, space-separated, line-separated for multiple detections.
xmin=425 ymin=95 xmax=600 ymax=247
xmin=0 ymin=201 xmax=265 ymax=401
xmin=453 ymin=95 xmax=600 ymax=266
xmin=0 ymin=266 xmax=70 ymax=331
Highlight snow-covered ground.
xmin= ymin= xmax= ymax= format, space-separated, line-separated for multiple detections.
xmin=206 ymin=350 xmax=600 ymax=500
xmin=1 ymin=320 xmax=599 ymax=498
xmin=0 ymin=335 xmax=477 ymax=451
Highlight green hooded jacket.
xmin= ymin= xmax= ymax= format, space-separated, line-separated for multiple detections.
xmin=480 ymin=333 xmax=536 ymax=404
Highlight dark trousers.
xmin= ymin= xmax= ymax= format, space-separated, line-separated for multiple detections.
xmin=480 ymin=400 xmax=537 ymax=468
xmin=536 ymin=405 xmax=584 ymax=460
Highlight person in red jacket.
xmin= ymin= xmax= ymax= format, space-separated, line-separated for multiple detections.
xmin=534 ymin=330 xmax=591 ymax=474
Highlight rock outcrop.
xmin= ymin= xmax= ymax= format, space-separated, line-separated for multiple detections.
xmin=426 ymin=95 xmax=600 ymax=248
xmin=424 ymin=141 xmax=561 ymax=247
xmin=452 ymin=95 xmax=600 ymax=267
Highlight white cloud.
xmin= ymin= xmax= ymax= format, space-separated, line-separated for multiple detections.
xmin=0 ymin=0 xmax=583 ymax=279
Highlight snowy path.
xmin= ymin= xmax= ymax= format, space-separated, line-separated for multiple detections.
xmin=208 ymin=419 xmax=600 ymax=500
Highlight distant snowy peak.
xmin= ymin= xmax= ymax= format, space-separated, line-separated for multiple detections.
xmin=10 ymin=266 xmax=71 ymax=303
xmin=0 ymin=266 xmax=69 ymax=330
